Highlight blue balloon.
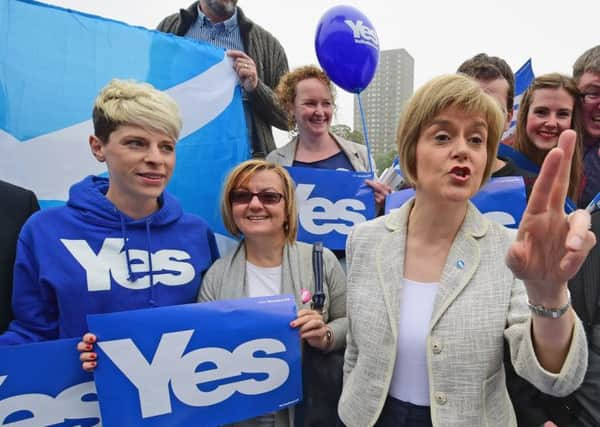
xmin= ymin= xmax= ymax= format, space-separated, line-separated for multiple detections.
xmin=315 ymin=5 xmax=380 ymax=93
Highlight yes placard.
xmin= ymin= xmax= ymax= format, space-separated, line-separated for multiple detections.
xmin=287 ymin=167 xmax=376 ymax=249
xmin=0 ymin=338 xmax=100 ymax=426
xmin=385 ymin=177 xmax=527 ymax=228
xmin=87 ymin=296 xmax=301 ymax=426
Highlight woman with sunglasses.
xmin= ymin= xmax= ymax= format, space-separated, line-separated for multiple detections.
xmin=198 ymin=159 xmax=347 ymax=427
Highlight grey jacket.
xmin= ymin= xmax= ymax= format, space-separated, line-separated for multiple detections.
xmin=266 ymin=133 xmax=372 ymax=172
xmin=339 ymin=200 xmax=588 ymax=427
xmin=157 ymin=2 xmax=289 ymax=156
xmin=199 ymin=240 xmax=347 ymax=427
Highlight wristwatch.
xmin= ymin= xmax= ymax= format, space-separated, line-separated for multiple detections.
xmin=527 ymin=289 xmax=571 ymax=319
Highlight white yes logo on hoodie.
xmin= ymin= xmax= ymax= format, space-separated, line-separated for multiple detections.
xmin=61 ymin=238 xmax=196 ymax=291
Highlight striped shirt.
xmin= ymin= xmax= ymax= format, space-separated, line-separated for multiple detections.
xmin=184 ymin=4 xmax=244 ymax=51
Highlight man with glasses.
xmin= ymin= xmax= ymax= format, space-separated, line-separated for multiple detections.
xmin=574 ymin=45 xmax=600 ymax=208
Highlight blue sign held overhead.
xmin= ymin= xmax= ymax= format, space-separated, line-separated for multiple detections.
xmin=0 ymin=338 xmax=99 ymax=426
xmin=87 ymin=296 xmax=302 ymax=427
xmin=286 ymin=167 xmax=376 ymax=250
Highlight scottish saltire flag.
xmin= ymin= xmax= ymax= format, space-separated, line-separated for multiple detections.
xmin=87 ymin=296 xmax=301 ymax=426
xmin=0 ymin=0 xmax=248 ymax=243
xmin=0 ymin=338 xmax=100 ymax=426
xmin=501 ymin=58 xmax=535 ymax=141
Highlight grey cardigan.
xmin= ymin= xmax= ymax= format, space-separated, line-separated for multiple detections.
xmin=198 ymin=240 xmax=347 ymax=427
xmin=339 ymin=200 xmax=588 ymax=427
xmin=266 ymin=133 xmax=372 ymax=172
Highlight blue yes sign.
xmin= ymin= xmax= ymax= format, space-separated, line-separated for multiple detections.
xmin=385 ymin=177 xmax=526 ymax=228
xmin=87 ymin=296 xmax=301 ymax=426
xmin=287 ymin=167 xmax=376 ymax=249
xmin=0 ymin=338 xmax=100 ymax=426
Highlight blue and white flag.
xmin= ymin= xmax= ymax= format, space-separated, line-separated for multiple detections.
xmin=87 ymin=296 xmax=302 ymax=427
xmin=286 ymin=167 xmax=376 ymax=250
xmin=0 ymin=338 xmax=100 ymax=426
xmin=0 ymin=0 xmax=248 ymax=242
xmin=385 ymin=177 xmax=527 ymax=228
xmin=502 ymin=58 xmax=535 ymax=141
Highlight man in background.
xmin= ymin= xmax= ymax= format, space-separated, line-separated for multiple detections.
xmin=0 ymin=180 xmax=39 ymax=332
xmin=158 ymin=1 xmax=289 ymax=158
xmin=574 ymin=45 xmax=600 ymax=208
xmin=457 ymin=53 xmax=536 ymax=198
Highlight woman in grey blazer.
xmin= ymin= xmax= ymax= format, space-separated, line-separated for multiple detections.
xmin=199 ymin=159 xmax=347 ymax=427
xmin=338 ymin=74 xmax=595 ymax=427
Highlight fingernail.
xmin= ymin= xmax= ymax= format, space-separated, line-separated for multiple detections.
xmin=90 ymin=353 xmax=96 ymax=360
xmin=290 ymin=322 xmax=296 ymax=328
xmin=91 ymin=361 xmax=97 ymax=367
xmin=567 ymin=235 xmax=583 ymax=250
xmin=85 ymin=344 xmax=92 ymax=351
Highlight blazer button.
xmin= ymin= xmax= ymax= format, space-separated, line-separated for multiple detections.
xmin=434 ymin=391 xmax=447 ymax=405
xmin=432 ymin=339 xmax=443 ymax=354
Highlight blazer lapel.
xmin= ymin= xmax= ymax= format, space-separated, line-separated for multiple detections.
xmin=375 ymin=202 xmax=410 ymax=339
xmin=430 ymin=203 xmax=485 ymax=330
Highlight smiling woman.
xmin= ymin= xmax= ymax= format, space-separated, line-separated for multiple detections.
xmin=513 ymin=73 xmax=584 ymax=202
xmin=198 ymin=159 xmax=348 ymax=426
xmin=266 ymin=65 xmax=391 ymax=208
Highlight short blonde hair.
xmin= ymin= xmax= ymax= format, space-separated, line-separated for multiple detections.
xmin=276 ymin=65 xmax=336 ymax=130
xmin=397 ymin=74 xmax=505 ymax=188
xmin=92 ymin=79 xmax=181 ymax=143
xmin=221 ymin=160 xmax=298 ymax=243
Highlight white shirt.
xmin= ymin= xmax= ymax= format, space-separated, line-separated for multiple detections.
xmin=245 ymin=261 xmax=282 ymax=297
xmin=388 ymin=278 xmax=439 ymax=406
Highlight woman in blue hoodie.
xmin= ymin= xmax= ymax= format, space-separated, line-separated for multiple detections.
xmin=0 ymin=79 xmax=219 ymax=345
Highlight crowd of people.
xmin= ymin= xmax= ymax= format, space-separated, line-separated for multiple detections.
xmin=1 ymin=1 xmax=600 ymax=426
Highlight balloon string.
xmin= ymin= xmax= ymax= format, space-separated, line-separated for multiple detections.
xmin=356 ymin=92 xmax=375 ymax=178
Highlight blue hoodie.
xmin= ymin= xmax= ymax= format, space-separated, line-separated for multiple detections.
xmin=0 ymin=176 xmax=219 ymax=345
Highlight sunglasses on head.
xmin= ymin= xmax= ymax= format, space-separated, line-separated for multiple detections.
xmin=229 ymin=190 xmax=284 ymax=205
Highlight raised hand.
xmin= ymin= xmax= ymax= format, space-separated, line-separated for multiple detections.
xmin=506 ymin=130 xmax=595 ymax=304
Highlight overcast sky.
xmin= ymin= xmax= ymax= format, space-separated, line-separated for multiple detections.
xmin=45 ymin=0 xmax=600 ymax=143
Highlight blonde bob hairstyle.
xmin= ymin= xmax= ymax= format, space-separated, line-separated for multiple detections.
xmin=275 ymin=65 xmax=336 ymax=130
xmin=92 ymin=79 xmax=182 ymax=143
xmin=397 ymin=74 xmax=505 ymax=188
xmin=221 ymin=160 xmax=298 ymax=243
